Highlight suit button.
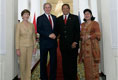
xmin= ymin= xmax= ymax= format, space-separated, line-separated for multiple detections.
xmin=65 ymin=36 xmax=67 ymax=38
xmin=64 ymin=31 xmax=67 ymax=33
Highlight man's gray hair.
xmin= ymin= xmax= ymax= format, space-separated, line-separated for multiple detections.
xmin=43 ymin=3 xmax=52 ymax=9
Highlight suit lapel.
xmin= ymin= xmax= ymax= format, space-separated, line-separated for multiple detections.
xmin=60 ymin=16 xmax=65 ymax=26
xmin=21 ymin=22 xmax=32 ymax=33
xmin=43 ymin=14 xmax=50 ymax=25
xmin=43 ymin=14 xmax=53 ymax=30
xmin=66 ymin=14 xmax=72 ymax=25
xmin=51 ymin=15 xmax=54 ymax=23
xmin=51 ymin=15 xmax=55 ymax=29
xmin=61 ymin=14 xmax=72 ymax=25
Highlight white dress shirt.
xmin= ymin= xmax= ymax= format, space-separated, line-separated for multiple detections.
xmin=63 ymin=13 xmax=69 ymax=20
xmin=45 ymin=13 xmax=54 ymax=29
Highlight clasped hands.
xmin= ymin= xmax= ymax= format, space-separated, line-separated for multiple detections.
xmin=81 ymin=35 xmax=91 ymax=41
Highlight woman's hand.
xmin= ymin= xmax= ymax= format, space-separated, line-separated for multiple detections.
xmin=78 ymin=58 xmax=83 ymax=63
xmin=33 ymin=48 xmax=37 ymax=54
xmin=78 ymin=54 xmax=83 ymax=63
xmin=16 ymin=49 xmax=21 ymax=56
xmin=81 ymin=35 xmax=91 ymax=41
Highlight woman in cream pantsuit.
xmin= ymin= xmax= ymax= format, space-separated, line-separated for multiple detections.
xmin=16 ymin=9 xmax=36 ymax=80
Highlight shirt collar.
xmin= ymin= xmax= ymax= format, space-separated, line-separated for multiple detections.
xmin=45 ymin=13 xmax=51 ymax=18
xmin=63 ymin=13 xmax=69 ymax=19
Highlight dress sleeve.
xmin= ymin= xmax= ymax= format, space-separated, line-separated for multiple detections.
xmin=90 ymin=22 xmax=101 ymax=41
xmin=32 ymin=24 xmax=37 ymax=48
xmin=15 ymin=24 xmax=20 ymax=49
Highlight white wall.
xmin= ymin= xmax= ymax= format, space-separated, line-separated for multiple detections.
xmin=89 ymin=0 xmax=98 ymax=21
xmin=13 ymin=0 xmax=19 ymax=78
xmin=30 ymin=0 xmax=40 ymax=22
xmin=78 ymin=0 xmax=89 ymax=23
xmin=18 ymin=0 xmax=41 ymax=23
xmin=0 ymin=0 xmax=18 ymax=80
xmin=77 ymin=0 xmax=98 ymax=23
xmin=98 ymin=0 xmax=118 ymax=80
xmin=18 ymin=0 xmax=30 ymax=21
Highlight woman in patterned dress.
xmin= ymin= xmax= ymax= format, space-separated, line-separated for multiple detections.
xmin=79 ymin=9 xmax=101 ymax=80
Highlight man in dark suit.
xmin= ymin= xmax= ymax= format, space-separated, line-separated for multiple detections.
xmin=56 ymin=4 xmax=80 ymax=80
xmin=37 ymin=3 xmax=57 ymax=80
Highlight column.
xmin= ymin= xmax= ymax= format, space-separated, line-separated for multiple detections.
xmin=0 ymin=0 xmax=18 ymax=80
xmin=30 ymin=0 xmax=40 ymax=22
xmin=97 ymin=0 xmax=105 ymax=74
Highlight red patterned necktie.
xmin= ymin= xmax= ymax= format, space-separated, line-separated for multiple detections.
xmin=48 ymin=15 xmax=53 ymax=29
xmin=64 ymin=15 xmax=67 ymax=24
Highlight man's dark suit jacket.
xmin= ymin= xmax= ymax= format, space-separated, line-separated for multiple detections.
xmin=37 ymin=14 xmax=57 ymax=48
xmin=57 ymin=14 xmax=80 ymax=51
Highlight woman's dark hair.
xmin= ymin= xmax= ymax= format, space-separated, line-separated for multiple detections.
xmin=62 ymin=4 xmax=70 ymax=9
xmin=21 ymin=9 xmax=30 ymax=16
xmin=83 ymin=9 xmax=95 ymax=22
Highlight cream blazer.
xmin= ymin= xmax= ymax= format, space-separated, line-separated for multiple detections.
xmin=15 ymin=22 xmax=36 ymax=49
